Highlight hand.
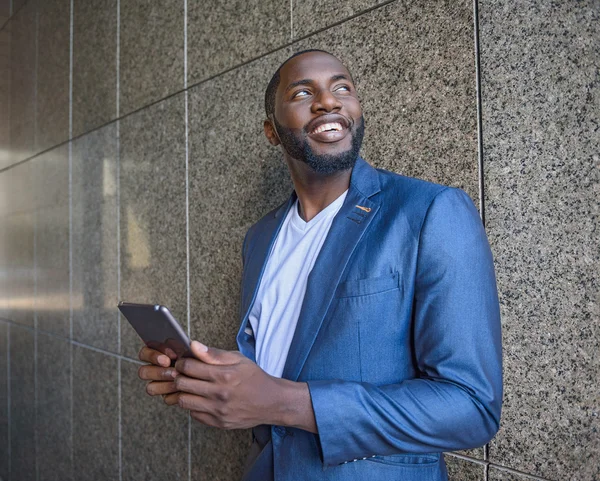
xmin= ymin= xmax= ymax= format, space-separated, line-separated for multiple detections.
xmin=165 ymin=340 xmax=286 ymax=430
xmin=137 ymin=344 xmax=179 ymax=398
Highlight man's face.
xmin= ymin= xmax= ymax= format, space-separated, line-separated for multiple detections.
xmin=269 ymin=52 xmax=364 ymax=175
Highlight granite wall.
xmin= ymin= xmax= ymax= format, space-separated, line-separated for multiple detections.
xmin=0 ymin=0 xmax=597 ymax=480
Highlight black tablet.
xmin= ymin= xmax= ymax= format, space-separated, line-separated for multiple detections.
xmin=117 ymin=302 xmax=192 ymax=359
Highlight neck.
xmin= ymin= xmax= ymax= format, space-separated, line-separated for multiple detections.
xmin=284 ymin=156 xmax=352 ymax=222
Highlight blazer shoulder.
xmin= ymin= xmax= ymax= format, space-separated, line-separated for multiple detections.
xmin=373 ymin=167 xmax=478 ymax=236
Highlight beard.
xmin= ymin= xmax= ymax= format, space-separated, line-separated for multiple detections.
xmin=274 ymin=115 xmax=365 ymax=175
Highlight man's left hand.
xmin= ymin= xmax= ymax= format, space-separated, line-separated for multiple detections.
xmin=165 ymin=340 xmax=286 ymax=430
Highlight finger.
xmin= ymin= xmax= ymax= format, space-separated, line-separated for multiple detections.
xmin=174 ymin=357 xmax=233 ymax=381
xmin=190 ymin=410 xmax=222 ymax=429
xmin=146 ymin=341 xmax=178 ymax=360
xmin=174 ymin=374 xmax=220 ymax=398
xmin=139 ymin=346 xmax=171 ymax=367
xmin=163 ymin=392 xmax=180 ymax=406
xmin=189 ymin=341 xmax=243 ymax=365
xmin=138 ymin=365 xmax=178 ymax=381
xmin=145 ymin=381 xmax=178 ymax=396
xmin=176 ymin=393 xmax=215 ymax=412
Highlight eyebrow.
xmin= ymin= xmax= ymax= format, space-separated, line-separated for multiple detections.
xmin=284 ymin=74 xmax=352 ymax=93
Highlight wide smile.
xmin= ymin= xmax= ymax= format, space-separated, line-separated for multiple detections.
xmin=306 ymin=115 xmax=352 ymax=144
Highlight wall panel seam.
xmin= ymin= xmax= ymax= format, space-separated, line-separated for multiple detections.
xmin=473 ymin=0 xmax=485 ymax=225
xmin=116 ymin=0 xmax=122 ymax=478
xmin=6 ymin=325 xmax=10 ymax=480
xmin=69 ymin=1 xmax=74 ymax=479
xmin=445 ymin=452 xmax=551 ymax=480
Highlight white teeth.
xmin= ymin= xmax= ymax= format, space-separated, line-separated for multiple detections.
xmin=312 ymin=122 xmax=343 ymax=134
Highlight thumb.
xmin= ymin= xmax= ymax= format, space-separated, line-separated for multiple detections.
xmin=190 ymin=340 xmax=240 ymax=365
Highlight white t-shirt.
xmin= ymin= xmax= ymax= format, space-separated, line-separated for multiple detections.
xmin=248 ymin=190 xmax=348 ymax=378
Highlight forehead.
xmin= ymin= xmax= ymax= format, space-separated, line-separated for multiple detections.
xmin=278 ymin=52 xmax=351 ymax=88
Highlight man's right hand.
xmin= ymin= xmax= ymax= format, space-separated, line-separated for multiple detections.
xmin=137 ymin=345 xmax=179 ymax=399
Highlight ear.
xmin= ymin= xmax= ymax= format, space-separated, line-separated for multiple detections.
xmin=264 ymin=118 xmax=280 ymax=146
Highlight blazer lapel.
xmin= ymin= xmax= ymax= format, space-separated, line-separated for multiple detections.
xmin=236 ymin=194 xmax=295 ymax=361
xmin=281 ymin=157 xmax=381 ymax=381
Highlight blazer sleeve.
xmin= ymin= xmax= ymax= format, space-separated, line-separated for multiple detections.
xmin=306 ymin=187 xmax=503 ymax=467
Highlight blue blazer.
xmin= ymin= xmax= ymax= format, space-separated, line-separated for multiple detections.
xmin=236 ymin=157 xmax=503 ymax=481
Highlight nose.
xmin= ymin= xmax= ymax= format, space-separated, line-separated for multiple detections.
xmin=311 ymin=88 xmax=342 ymax=113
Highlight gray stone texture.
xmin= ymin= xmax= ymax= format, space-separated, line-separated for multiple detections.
xmin=72 ymin=0 xmax=118 ymax=137
xmin=188 ymin=49 xmax=293 ymax=350
xmin=12 ymin=0 xmax=27 ymax=14
xmin=191 ymin=422 xmax=250 ymax=481
xmin=34 ymin=145 xmax=70 ymax=337
xmin=187 ymin=0 xmax=290 ymax=85
xmin=73 ymin=345 xmax=119 ymax=481
xmin=72 ymin=123 xmax=119 ymax=351
xmin=9 ymin=0 xmax=36 ymax=165
xmin=35 ymin=0 xmax=70 ymax=152
xmin=3 ymin=161 xmax=35 ymax=326
xmin=480 ymin=0 xmax=600 ymax=479
xmin=36 ymin=332 xmax=72 ymax=481
xmin=119 ymin=0 xmax=184 ymax=115
xmin=0 ymin=322 xmax=7 ymax=479
xmin=119 ymin=93 xmax=187 ymax=359
xmin=3 ymin=211 xmax=35 ymax=326
xmin=9 ymin=325 xmax=35 ymax=481
xmin=444 ymin=455 xmax=485 ymax=481
xmin=0 ymin=22 xmax=10 ymax=170
xmin=487 ymin=468 xmax=536 ymax=481
xmin=121 ymin=359 xmax=188 ymax=481
xmin=292 ymin=0 xmax=384 ymax=38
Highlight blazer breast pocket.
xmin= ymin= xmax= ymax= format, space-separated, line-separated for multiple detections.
xmin=335 ymin=272 xmax=400 ymax=298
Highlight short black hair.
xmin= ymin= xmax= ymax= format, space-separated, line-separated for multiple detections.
xmin=264 ymin=49 xmax=338 ymax=118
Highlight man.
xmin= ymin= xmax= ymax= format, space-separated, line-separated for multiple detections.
xmin=138 ymin=50 xmax=503 ymax=481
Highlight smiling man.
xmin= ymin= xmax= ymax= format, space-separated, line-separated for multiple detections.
xmin=138 ymin=50 xmax=503 ymax=481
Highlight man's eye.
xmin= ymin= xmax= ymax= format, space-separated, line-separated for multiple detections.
xmin=335 ymin=85 xmax=351 ymax=92
xmin=292 ymin=90 xmax=310 ymax=99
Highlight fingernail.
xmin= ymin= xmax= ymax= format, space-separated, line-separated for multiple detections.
xmin=192 ymin=340 xmax=208 ymax=352
xmin=158 ymin=355 xmax=169 ymax=365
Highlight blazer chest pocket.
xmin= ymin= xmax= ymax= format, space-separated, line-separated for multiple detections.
xmin=335 ymin=272 xmax=400 ymax=298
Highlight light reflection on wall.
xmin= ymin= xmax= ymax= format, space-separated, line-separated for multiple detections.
xmin=125 ymin=205 xmax=150 ymax=269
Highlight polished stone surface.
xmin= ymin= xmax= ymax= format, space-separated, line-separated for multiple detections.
xmin=34 ymin=146 xmax=70 ymax=337
xmin=35 ymin=0 xmax=70 ymax=152
xmin=36 ymin=332 xmax=72 ymax=480
xmin=0 ymin=23 xmax=10 ymax=170
xmin=487 ymin=468 xmax=531 ymax=481
xmin=119 ymin=0 xmax=184 ymax=115
xmin=293 ymin=0 xmax=479 ymax=203
xmin=3 ymin=160 xmax=35 ymax=324
xmin=119 ymin=93 xmax=187 ymax=358
xmin=191 ymin=423 xmax=249 ymax=481
xmin=187 ymin=0 xmax=289 ymax=85
xmin=187 ymin=49 xmax=293 ymax=349
xmin=9 ymin=0 xmax=36 ymax=164
xmin=444 ymin=455 xmax=485 ymax=481
xmin=4 ymin=211 xmax=35 ymax=326
xmin=0 ymin=322 xmax=8 ymax=479
xmin=121 ymin=359 xmax=189 ymax=481
xmin=12 ymin=0 xmax=27 ymax=13
xmin=292 ymin=0 xmax=384 ymax=38
xmin=480 ymin=0 xmax=600 ymax=479
xmin=72 ymin=123 xmax=119 ymax=351
xmin=9 ymin=325 xmax=35 ymax=481
xmin=72 ymin=0 xmax=118 ymax=137
xmin=73 ymin=345 xmax=119 ymax=481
